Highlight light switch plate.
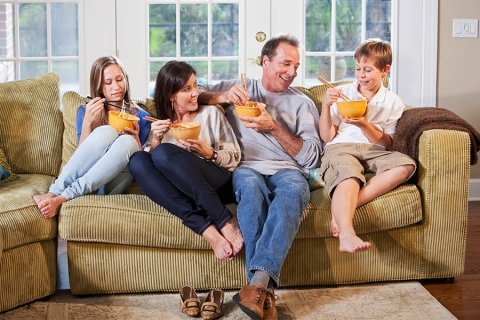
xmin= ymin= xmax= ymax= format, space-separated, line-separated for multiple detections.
xmin=453 ymin=19 xmax=478 ymax=38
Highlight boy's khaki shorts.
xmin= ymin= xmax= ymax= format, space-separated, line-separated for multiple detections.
xmin=320 ymin=143 xmax=417 ymax=197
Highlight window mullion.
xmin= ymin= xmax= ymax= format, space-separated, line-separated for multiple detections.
xmin=361 ymin=0 xmax=366 ymax=42
xmin=331 ymin=0 xmax=336 ymax=81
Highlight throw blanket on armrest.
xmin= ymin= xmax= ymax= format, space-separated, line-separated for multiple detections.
xmin=393 ymin=107 xmax=480 ymax=165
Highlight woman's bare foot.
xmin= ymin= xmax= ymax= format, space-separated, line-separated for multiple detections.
xmin=38 ymin=195 xmax=66 ymax=218
xmin=33 ymin=192 xmax=56 ymax=205
xmin=339 ymin=231 xmax=371 ymax=253
xmin=202 ymin=225 xmax=234 ymax=260
xmin=330 ymin=216 xmax=339 ymax=237
xmin=220 ymin=217 xmax=244 ymax=258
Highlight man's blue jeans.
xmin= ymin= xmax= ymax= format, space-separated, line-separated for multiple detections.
xmin=232 ymin=167 xmax=310 ymax=287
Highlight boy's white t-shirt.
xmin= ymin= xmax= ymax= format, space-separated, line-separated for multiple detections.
xmin=327 ymin=80 xmax=405 ymax=148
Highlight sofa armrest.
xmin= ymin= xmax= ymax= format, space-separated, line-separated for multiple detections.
xmin=416 ymin=129 xmax=469 ymax=278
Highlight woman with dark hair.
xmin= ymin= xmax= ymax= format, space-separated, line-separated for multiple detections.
xmin=33 ymin=55 xmax=151 ymax=218
xmin=129 ymin=60 xmax=243 ymax=262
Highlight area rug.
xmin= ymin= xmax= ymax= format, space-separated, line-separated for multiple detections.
xmin=0 ymin=281 xmax=455 ymax=319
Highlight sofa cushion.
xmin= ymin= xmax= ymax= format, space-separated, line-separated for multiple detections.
xmin=294 ymin=77 xmax=389 ymax=113
xmin=0 ymin=147 xmax=19 ymax=184
xmin=58 ymin=183 xmax=422 ymax=249
xmin=61 ymin=91 xmax=156 ymax=166
xmin=0 ymin=73 xmax=63 ymax=176
xmin=0 ymin=174 xmax=58 ymax=251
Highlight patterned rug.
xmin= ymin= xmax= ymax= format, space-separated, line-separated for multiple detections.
xmin=0 ymin=281 xmax=456 ymax=319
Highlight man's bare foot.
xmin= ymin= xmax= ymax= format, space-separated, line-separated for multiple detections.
xmin=339 ymin=232 xmax=371 ymax=253
xmin=38 ymin=195 xmax=66 ymax=218
xmin=33 ymin=192 xmax=56 ymax=205
xmin=330 ymin=217 xmax=339 ymax=237
xmin=202 ymin=225 xmax=234 ymax=260
xmin=220 ymin=217 xmax=244 ymax=258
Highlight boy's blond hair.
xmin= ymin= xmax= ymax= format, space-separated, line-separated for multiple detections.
xmin=354 ymin=38 xmax=392 ymax=70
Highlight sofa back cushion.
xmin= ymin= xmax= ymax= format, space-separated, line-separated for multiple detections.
xmin=61 ymin=91 xmax=156 ymax=166
xmin=0 ymin=73 xmax=63 ymax=176
xmin=294 ymin=77 xmax=389 ymax=114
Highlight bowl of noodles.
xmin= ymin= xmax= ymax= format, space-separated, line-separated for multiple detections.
xmin=336 ymin=99 xmax=367 ymax=119
xmin=235 ymin=101 xmax=263 ymax=124
xmin=170 ymin=122 xmax=201 ymax=141
xmin=108 ymin=111 xmax=139 ymax=133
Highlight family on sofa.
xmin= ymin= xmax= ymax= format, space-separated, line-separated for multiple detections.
xmin=25 ymin=33 xmax=421 ymax=320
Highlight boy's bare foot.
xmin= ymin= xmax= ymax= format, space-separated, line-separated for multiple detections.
xmin=220 ymin=217 xmax=244 ymax=258
xmin=38 ymin=195 xmax=66 ymax=219
xmin=33 ymin=192 xmax=56 ymax=205
xmin=202 ymin=225 xmax=234 ymax=260
xmin=339 ymin=232 xmax=371 ymax=253
xmin=330 ymin=217 xmax=339 ymax=237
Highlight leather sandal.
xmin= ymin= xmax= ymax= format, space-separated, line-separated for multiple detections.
xmin=179 ymin=285 xmax=201 ymax=317
xmin=201 ymin=289 xmax=224 ymax=320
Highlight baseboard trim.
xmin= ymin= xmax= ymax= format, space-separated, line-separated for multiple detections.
xmin=469 ymin=178 xmax=480 ymax=201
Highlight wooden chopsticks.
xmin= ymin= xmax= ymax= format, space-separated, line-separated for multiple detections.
xmin=142 ymin=116 xmax=159 ymax=123
xmin=86 ymin=96 xmax=125 ymax=109
xmin=317 ymin=76 xmax=352 ymax=101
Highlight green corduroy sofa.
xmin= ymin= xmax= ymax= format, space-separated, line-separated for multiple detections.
xmin=0 ymin=73 xmax=61 ymax=312
xmin=0 ymin=73 xmax=470 ymax=312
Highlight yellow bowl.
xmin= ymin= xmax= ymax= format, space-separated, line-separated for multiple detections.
xmin=235 ymin=101 xmax=263 ymax=123
xmin=336 ymin=100 xmax=367 ymax=119
xmin=170 ymin=122 xmax=201 ymax=141
xmin=108 ymin=111 xmax=140 ymax=132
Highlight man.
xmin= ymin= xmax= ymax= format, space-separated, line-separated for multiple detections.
xmin=199 ymin=34 xmax=323 ymax=320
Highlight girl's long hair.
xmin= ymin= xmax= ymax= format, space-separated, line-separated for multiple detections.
xmin=89 ymin=55 xmax=136 ymax=114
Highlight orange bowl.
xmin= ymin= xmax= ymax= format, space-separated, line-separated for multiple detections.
xmin=235 ymin=101 xmax=263 ymax=123
xmin=336 ymin=100 xmax=367 ymax=119
xmin=108 ymin=111 xmax=139 ymax=132
xmin=170 ymin=122 xmax=201 ymax=141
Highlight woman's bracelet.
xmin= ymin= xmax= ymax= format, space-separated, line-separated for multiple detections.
xmin=208 ymin=150 xmax=218 ymax=162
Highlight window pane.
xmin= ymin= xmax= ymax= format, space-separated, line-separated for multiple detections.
xmin=19 ymin=3 xmax=47 ymax=57
xmin=51 ymin=3 xmax=78 ymax=56
xmin=305 ymin=0 xmax=332 ymax=52
xmin=180 ymin=4 xmax=207 ymax=57
xmin=53 ymin=60 xmax=79 ymax=97
xmin=336 ymin=0 xmax=361 ymax=52
xmin=149 ymin=61 xmax=167 ymax=97
xmin=212 ymin=3 xmax=238 ymax=57
xmin=212 ymin=60 xmax=237 ymax=82
xmin=305 ymin=56 xmax=326 ymax=87
xmin=186 ymin=60 xmax=207 ymax=84
xmin=366 ymin=0 xmax=391 ymax=41
xmin=0 ymin=61 xmax=14 ymax=82
xmin=149 ymin=4 xmax=176 ymax=57
xmin=20 ymin=60 xmax=47 ymax=79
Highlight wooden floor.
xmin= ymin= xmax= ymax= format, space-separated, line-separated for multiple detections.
xmin=420 ymin=201 xmax=480 ymax=320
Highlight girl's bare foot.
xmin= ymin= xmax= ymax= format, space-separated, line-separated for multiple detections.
xmin=33 ymin=192 xmax=56 ymax=205
xmin=38 ymin=195 xmax=66 ymax=218
xmin=330 ymin=217 xmax=339 ymax=237
xmin=339 ymin=231 xmax=371 ymax=253
xmin=220 ymin=217 xmax=244 ymax=258
xmin=202 ymin=225 xmax=234 ymax=260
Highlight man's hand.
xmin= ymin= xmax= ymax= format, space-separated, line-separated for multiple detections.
xmin=240 ymin=102 xmax=276 ymax=133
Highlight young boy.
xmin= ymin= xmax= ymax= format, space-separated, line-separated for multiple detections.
xmin=319 ymin=38 xmax=416 ymax=253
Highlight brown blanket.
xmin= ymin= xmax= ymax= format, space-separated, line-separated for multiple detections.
xmin=393 ymin=107 xmax=480 ymax=165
